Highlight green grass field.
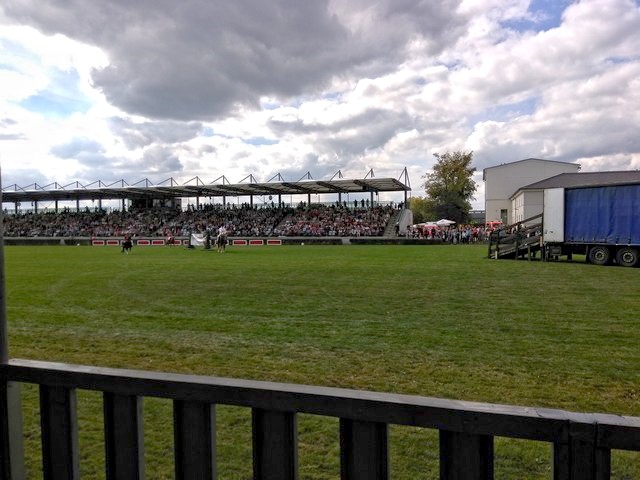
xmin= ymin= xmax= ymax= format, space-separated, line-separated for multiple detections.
xmin=4 ymin=244 xmax=640 ymax=479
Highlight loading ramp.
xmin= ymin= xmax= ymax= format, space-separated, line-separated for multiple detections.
xmin=488 ymin=214 xmax=543 ymax=260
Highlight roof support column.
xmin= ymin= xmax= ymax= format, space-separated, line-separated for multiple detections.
xmin=55 ymin=200 xmax=59 ymax=213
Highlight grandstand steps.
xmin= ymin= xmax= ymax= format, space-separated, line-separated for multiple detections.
xmin=274 ymin=213 xmax=293 ymax=233
xmin=383 ymin=210 xmax=401 ymax=237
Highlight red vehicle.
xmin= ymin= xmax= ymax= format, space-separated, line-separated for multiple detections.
xmin=485 ymin=220 xmax=503 ymax=230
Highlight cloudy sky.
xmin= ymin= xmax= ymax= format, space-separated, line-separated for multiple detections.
xmin=1 ymin=0 xmax=639 ymax=208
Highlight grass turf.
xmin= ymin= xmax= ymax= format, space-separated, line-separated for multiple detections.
xmin=4 ymin=244 xmax=640 ymax=478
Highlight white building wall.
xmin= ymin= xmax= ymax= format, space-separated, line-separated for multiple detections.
xmin=484 ymin=159 xmax=579 ymax=225
xmin=486 ymin=199 xmax=511 ymax=224
xmin=522 ymin=190 xmax=544 ymax=223
xmin=511 ymin=193 xmax=525 ymax=223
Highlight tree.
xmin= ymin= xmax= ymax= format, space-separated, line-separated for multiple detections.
xmin=421 ymin=151 xmax=477 ymax=224
xmin=408 ymin=196 xmax=435 ymax=224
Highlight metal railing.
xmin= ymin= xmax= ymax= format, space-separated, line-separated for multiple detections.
xmin=488 ymin=213 xmax=544 ymax=260
xmin=1 ymin=358 xmax=640 ymax=479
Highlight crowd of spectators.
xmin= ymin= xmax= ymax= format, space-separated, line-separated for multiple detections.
xmin=2 ymin=203 xmax=397 ymax=238
xmin=3 ymin=209 xmax=106 ymax=237
xmin=275 ymin=204 xmax=394 ymax=237
xmin=406 ymin=224 xmax=494 ymax=243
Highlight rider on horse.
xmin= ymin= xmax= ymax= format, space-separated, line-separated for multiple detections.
xmin=216 ymin=225 xmax=228 ymax=252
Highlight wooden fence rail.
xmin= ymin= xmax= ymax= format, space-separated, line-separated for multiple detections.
xmin=1 ymin=358 xmax=640 ymax=479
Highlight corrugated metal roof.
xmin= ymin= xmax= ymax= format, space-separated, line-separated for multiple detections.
xmin=510 ymin=171 xmax=640 ymax=199
xmin=1 ymin=177 xmax=410 ymax=204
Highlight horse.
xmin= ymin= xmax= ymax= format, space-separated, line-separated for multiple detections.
xmin=121 ymin=235 xmax=133 ymax=254
xmin=215 ymin=232 xmax=228 ymax=252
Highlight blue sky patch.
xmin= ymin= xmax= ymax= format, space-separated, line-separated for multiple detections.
xmin=1 ymin=38 xmax=40 ymax=65
xmin=468 ymin=96 xmax=538 ymax=126
xmin=0 ymin=62 xmax=18 ymax=73
xmin=201 ymin=126 xmax=215 ymax=137
xmin=260 ymin=99 xmax=281 ymax=110
xmin=501 ymin=0 xmax=572 ymax=33
xmin=243 ymin=136 xmax=279 ymax=146
xmin=605 ymin=55 xmax=638 ymax=65
xmin=50 ymin=137 xmax=105 ymax=159
xmin=200 ymin=127 xmax=234 ymax=139
xmin=19 ymin=68 xmax=91 ymax=118
xmin=323 ymin=91 xmax=342 ymax=101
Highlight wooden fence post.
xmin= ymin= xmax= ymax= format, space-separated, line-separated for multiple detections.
xmin=340 ymin=419 xmax=388 ymax=480
xmin=440 ymin=430 xmax=493 ymax=480
xmin=553 ymin=418 xmax=610 ymax=480
xmin=174 ymin=400 xmax=215 ymax=480
xmin=104 ymin=393 xmax=145 ymax=480
xmin=252 ymin=408 xmax=298 ymax=480
xmin=0 ymin=171 xmax=26 ymax=480
xmin=39 ymin=385 xmax=79 ymax=480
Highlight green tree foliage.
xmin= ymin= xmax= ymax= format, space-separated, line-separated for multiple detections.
xmin=408 ymin=196 xmax=435 ymax=224
xmin=421 ymin=151 xmax=477 ymax=223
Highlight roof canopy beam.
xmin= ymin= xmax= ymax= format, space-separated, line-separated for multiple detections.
xmin=354 ymin=180 xmax=378 ymax=192
xmin=281 ymin=182 xmax=315 ymax=194
xmin=317 ymin=181 xmax=347 ymax=193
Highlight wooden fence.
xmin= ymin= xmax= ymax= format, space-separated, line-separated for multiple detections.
xmin=1 ymin=358 xmax=639 ymax=479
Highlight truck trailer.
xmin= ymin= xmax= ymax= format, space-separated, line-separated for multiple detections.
xmin=542 ymin=184 xmax=640 ymax=266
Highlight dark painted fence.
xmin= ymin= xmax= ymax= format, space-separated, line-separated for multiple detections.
xmin=1 ymin=359 xmax=639 ymax=479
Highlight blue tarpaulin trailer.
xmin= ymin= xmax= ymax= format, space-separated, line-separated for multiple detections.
xmin=543 ymin=184 xmax=640 ymax=266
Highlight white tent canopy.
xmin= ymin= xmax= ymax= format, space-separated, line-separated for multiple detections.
xmin=435 ymin=219 xmax=456 ymax=226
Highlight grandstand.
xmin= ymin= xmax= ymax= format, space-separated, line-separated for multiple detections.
xmin=2 ymin=170 xmax=418 ymax=244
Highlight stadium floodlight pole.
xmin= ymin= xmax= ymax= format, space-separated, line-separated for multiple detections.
xmin=0 ymin=164 xmax=26 ymax=480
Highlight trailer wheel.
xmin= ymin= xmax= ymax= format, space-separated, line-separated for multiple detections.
xmin=588 ymin=246 xmax=610 ymax=265
xmin=616 ymin=247 xmax=639 ymax=267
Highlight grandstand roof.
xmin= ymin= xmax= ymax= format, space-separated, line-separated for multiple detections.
xmin=1 ymin=175 xmax=410 ymax=204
